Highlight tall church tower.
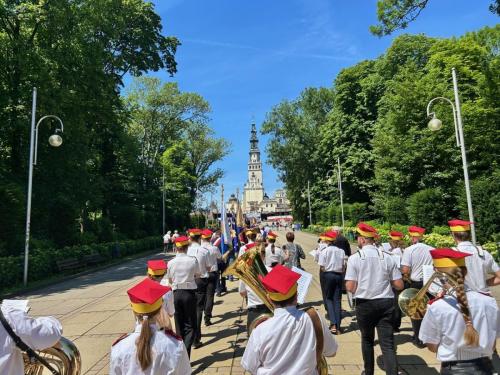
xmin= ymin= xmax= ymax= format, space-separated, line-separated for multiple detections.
xmin=243 ymin=123 xmax=265 ymax=213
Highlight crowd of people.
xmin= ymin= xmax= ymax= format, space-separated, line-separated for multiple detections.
xmin=1 ymin=219 xmax=499 ymax=374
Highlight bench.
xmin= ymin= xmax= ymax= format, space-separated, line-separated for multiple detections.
xmin=56 ymin=258 xmax=82 ymax=272
xmin=83 ymin=253 xmax=105 ymax=266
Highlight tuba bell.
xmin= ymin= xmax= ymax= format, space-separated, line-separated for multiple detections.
xmin=399 ymin=271 xmax=458 ymax=320
xmin=23 ymin=336 xmax=81 ymax=375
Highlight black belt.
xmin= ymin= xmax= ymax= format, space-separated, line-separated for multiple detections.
xmin=442 ymin=357 xmax=491 ymax=367
xmin=324 ymin=271 xmax=343 ymax=275
xmin=248 ymin=304 xmax=267 ymax=311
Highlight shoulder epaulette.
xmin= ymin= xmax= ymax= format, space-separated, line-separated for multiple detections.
xmin=112 ymin=333 xmax=129 ymax=346
xmin=428 ymin=296 xmax=444 ymax=305
xmin=163 ymin=329 xmax=183 ymax=341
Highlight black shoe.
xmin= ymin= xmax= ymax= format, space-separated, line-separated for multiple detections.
xmin=216 ymin=292 xmax=222 ymax=297
xmin=193 ymin=341 xmax=203 ymax=349
xmin=394 ymin=327 xmax=400 ymax=333
xmin=412 ymin=338 xmax=426 ymax=348
xmin=205 ymin=320 xmax=212 ymax=326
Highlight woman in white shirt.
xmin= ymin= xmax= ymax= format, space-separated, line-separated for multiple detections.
xmin=388 ymin=231 xmax=405 ymax=332
xmin=265 ymin=231 xmax=288 ymax=267
xmin=419 ymin=248 xmax=499 ymax=375
xmin=110 ymin=278 xmax=191 ymax=375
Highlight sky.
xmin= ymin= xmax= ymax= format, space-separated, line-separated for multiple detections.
xmin=131 ymin=0 xmax=498 ymax=204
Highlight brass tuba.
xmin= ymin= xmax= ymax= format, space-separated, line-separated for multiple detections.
xmin=23 ymin=337 xmax=81 ymax=375
xmin=399 ymin=271 xmax=458 ymax=320
xmin=224 ymin=248 xmax=329 ymax=375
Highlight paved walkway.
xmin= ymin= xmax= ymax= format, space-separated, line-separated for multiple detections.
xmin=19 ymin=231 xmax=499 ymax=374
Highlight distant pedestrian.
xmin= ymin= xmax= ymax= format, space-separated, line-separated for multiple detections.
xmin=163 ymin=231 xmax=171 ymax=252
xmin=283 ymin=232 xmax=305 ymax=269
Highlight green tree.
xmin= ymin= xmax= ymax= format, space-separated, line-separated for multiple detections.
xmin=370 ymin=0 xmax=499 ymax=37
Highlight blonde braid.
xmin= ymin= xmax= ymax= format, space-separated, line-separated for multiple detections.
xmin=452 ymin=268 xmax=479 ymax=347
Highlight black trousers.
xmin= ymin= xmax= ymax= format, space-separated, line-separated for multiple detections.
xmin=194 ymin=277 xmax=208 ymax=343
xmin=215 ymin=260 xmax=227 ymax=293
xmin=319 ymin=270 xmax=328 ymax=320
xmin=355 ymin=298 xmax=398 ymax=375
xmin=247 ymin=304 xmax=272 ymax=333
xmin=409 ymin=280 xmax=424 ymax=340
xmin=392 ymin=288 xmax=402 ymax=330
xmin=441 ymin=357 xmax=494 ymax=375
xmin=173 ymin=289 xmax=197 ymax=357
xmin=205 ymin=272 xmax=217 ymax=322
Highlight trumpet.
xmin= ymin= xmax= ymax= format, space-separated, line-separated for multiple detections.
xmin=398 ymin=271 xmax=458 ymax=320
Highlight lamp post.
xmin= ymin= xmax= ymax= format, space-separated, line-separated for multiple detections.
xmin=24 ymin=87 xmax=64 ymax=286
xmin=159 ymin=145 xmax=166 ymax=235
xmin=326 ymin=157 xmax=345 ymax=229
xmin=301 ymin=180 xmax=313 ymax=226
xmin=426 ymin=67 xmax=476 ymax=244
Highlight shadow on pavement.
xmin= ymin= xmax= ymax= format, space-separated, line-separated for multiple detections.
xmin=377 ymin=354 xmax=439 ymax=374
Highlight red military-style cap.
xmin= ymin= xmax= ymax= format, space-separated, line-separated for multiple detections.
xmin=322 ymin=231 xmax=338 ymax=241
xmin=389 ymin=231 xmax=404 ymax=240
xmin=259 ymin=265 xmax=301 ymax=301
xmin=356 ymin=222 xmax=378 ymax=238
xmin=147 ymin=259 xmax=167 ymax=276
xmin=188 ymin=228 xmax=202 ymax=237
xmin=267 ymin=231 xmax=278 ymax=240
xmin=430 ymin=248 xmax=471 ymax=268
xmin=408 ymin=226 xmax=426 ymax=237
xmin=127 ymin=278 xmax=170 ymax=314
xmin=201 ymin=229 xmax=213 ymax=239
xmin=448 ymin=219 xmax=472 ymax=232
xmin=174 ymin=236 xmax=190 ymax=247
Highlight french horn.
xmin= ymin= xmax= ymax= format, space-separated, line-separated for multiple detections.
xmin=23 ymin=336 xmax=81 ymax=375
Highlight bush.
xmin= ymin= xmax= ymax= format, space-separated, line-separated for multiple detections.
xmin=373 ymin=195 xmax=408 ymax=224
xmin=407 ymin=188 xmax=447 ymax=229
xmin=457 ymin=172 xmax=500 ymax=242
xmin=0 ymin=236 xmax=162 ymax=291
xmin=344 ymin=202 xmax=370 ymax=223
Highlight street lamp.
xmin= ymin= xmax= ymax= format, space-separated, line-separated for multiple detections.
xmin=159 ymin=145 xmax=166 ymax=235
xmin=24 ymin=87 xmax=64 ymax=286
xmin=426 ymin=67 xmax=476 ymax=244
xmin=326 ymin=157 xmax=345 ymax=229
xmin=300 ymin=180 xmax=313 ymax=226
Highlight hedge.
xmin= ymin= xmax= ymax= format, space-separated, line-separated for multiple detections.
xmin=0 ymin=236 xmax=161 ymax=290
xmin=304 ymin=224 xmax=499 ymax=261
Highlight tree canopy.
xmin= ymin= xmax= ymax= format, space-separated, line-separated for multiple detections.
xmin=262 ymin=26 xmax=500 ymax=242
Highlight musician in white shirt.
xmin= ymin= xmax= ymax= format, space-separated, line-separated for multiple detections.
xmin=0 ymin=306 xmax=62 ymax=375
xmin=201 ymin=229 xmax=221 ymax=326
xmin=242 ymin=265 xmax=338 ymax=374
xmin=449 ymin=219 xmax=500 ymax=293
xmin=419 ymin=248 xmax=499 ymax=375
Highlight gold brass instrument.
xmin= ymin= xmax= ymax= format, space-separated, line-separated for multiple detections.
xmin=224 ymin=248 xmax=328 ymax=375
xmin=399 ymin=271 xmax=458 ymax=320
xmin=23 ymin=337 xmax=81 ymax=375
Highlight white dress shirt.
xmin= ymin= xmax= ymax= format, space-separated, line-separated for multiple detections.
xmin=401 ymin=242 xmax=434 ymax=281
xmin=239 ymin=266 xmax=272 ymax=308
xmin=318 ymin=245 xmax=345 ymax=272
xmin=201 ymin=241 xmax=221 ymax=272
xmin=241 ymin=306 xmax=338 ymax=375
xmin=159 ymin=279 xmax=175 ymax=316
xmin=265 ymin=244 xmax=285 ymax=266
xmin=345 ymin=245 xmax=402 ymax=299
xmin=110 ymin=323 xmax=191 ymax=375
xmin=0 ymin=307 xmax=62 ymax=375
xmin=454 ymin=242 xmax=499 ymax=293
xmin=313 ymin=243 xmax=327 ymax=263
xmin=187 ymin=242 xmax=210 ymax=278
xmin=419 ymin=289 xmax=500 ymax=362
xmin=166 ymin=253 xmax=198 ymax=290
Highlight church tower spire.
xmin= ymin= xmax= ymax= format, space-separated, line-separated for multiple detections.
xmin=243 ymin=122 xmax=265 ymax=213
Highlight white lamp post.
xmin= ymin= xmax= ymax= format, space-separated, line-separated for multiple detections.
xmin=326 ymin=157 xmax=345 ymax=229
xmin=426 ymin=67 xmax=476 ymax=244
xmin=301 ymin=180 xmax=313 ymax=226
xmin=24 ymin=87 xmax=64 ymax=286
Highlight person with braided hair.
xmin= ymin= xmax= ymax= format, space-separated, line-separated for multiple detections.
xmin=110 ymin=278 xmax=191 ymax=374
xmin=419 ymin=248 xmax=499 ymax=375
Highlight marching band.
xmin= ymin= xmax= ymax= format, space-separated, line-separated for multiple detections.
xmin=1 ymin=218 xmax=500 ymax=375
